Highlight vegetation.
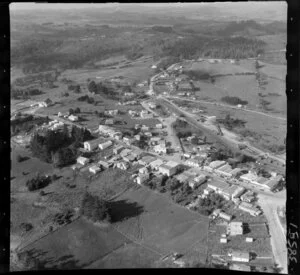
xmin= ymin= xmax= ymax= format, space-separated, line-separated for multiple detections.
xmin=87 ymin=81 xmax=120 ymax=100
xmin=221 ymin=96 xmax=248 ymax=106
xmin=68 ymin=84 xmax=81 ymax=93
xmin=217 ymin=114 xmax=246 ymax=130
xmin=198 ymin=192 xmax=226 ymax=216
xmin=26 ymin=173 xmax=51 ymax=191
xmin=184 ymin=70 xmax=211 ymax=81
xmin=80 ymin=192 xmax=111 ymax=223
xmin=11 ymin=87 xmax=43 ymax=100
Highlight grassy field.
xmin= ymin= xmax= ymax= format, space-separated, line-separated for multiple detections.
xmin=259 ymin=62 xmax=286 ymax=81
xmin=19 ymin=218 xmax=130 ymax=269
xmin=189 ymin=60 xmax=255 ymax=75
xmin=111 ymin=186 xmax=209 ymax=259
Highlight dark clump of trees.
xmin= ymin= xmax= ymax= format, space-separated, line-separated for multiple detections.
xmin=11 ymin=88 xmax=43 ymax=100
xmin=30 ymin=124 xmax=92 ymax=167
xmin=221 ymin=96 xmax=248 ymax=106
xmin=210 ymin=148 xmax=233 ymax=161
xmin=80 ymin=192 xmax=111 ymax=223
xmin=152 ymin=26 xmax=174 ymax=33
xmin=184 ymin=70 xmax=211 ymax=81
xmin=53 ymin=209 xmax=75 ymax=226
xmin=68 ymin=84 xmax=81 ymax=93
xmin=77 ymin=94 xmax=94 ymax=104
xmin=198 ymin=193 xmax=226 ymax=216
xmin=217 ymin=114 xmax=246 ymax=130
xmin=26 ymin=173 xmax=52 ymax=191
xmin=87 ymin=81 xmax=120 ymax=100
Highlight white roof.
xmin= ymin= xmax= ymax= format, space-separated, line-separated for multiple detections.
xmin=209 ymin=160 xmax=226 ymax=169
xmin=165 ymin=161 xmax=179 ymax=168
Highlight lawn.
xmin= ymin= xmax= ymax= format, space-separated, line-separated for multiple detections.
xmin=189 ymin=60 xmax=255 ymax=76
xmin=111 ymin=186 xmax=209 ymax=258
xmin=19 ymin=218 xmax=130 ymax=269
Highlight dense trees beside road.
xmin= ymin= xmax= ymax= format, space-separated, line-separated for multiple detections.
xmin=198 ymin=192 xmax=226 ymax=216
xmin=221 ymin=96 xmax=248 ymax=106
xmin=217 ymin=114 xmax=246 ymax=130
xmin=11 ymin=88 xmax=43 ymax=100
xmin=26 ymin=173 xmax=52 ymax=191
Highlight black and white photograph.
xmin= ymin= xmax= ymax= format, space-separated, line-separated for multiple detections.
xmin=9 ymin=2 xmax=288 ymax=273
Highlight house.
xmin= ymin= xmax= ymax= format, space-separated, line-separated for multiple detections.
xmin=219 ymin=212 xmax=232 ymax=222
xmin=77 ymin=156 xmax=89 ymax=166
xmin=116 ymin=161 xmax=129 ymax=170
xmin=264 ymin=175 xmax=283 ymax=191
xmin=231 ymin=251 xmax=250 ymax=263
xmin=189 ymin=174 xmax=207 ymax=189
xmin=113 ymin=145 xmax=125 ymax=155
xmin=148 ymin=102 xmax=156 ymax=109
xmin=68 ymin=115 xmax=79 ymax=122
xmin=240 ymin=171 xmax=258 ymax=183
xmin=89 ymin=165 xmax=101 ymax=174
xmin=144 ymin=132 xmax=152 ymax=137
xmin=159 ymin=161 xmax=180 ymax=177
xmin=149 ymin=159 xmax=164 ymax=170
xmin=215 ymin=164 xmax=233 ymax=178
xmin=212 ymin=209 xmax=221 ymax=217
xmin=105 ymin=119 xmax=114 ymax=125
xmin=219 ymin=186 xmax=245 ymax=200
xmin=99 ymin=140 xmax=113 ymax=150
xmin=229 ymin=168 xmax=242 ymax=178
xmin=98 ymin=125 xmax=120 ymax=137
xmin=203 ymin=187 xmax=214 ymax=196
xmin=246 ymin=237 xmax=253 ymax=243
xmin=209 ymin=160 xmax=227 ymax=170
xmin=140 ymin=110 xmax=153 ymax=119
xmin=150 ymin=137 xmax=161 ymax=145
xmin=220 ymin=238 xmax=228 ymax=244
xmin=227 ymin=222 xmax=243 ymax=236
xmin=123 ymin=136 xmax=132 ymax=145
xmin=104 ymin=109 xmax=118 ymax=116
xmin=138 ymin=155 xmax=156 ymax=166
xmin=175 ymin=173 xmax=190 ymax=183
xmin=84 ymin=138 xmax=103 ymax=152
xmin=98 ymin=160 xmax=111 ymax=169
xmin=240 ymin=191 xmax=256 ymax=203
xmin=141 ymin=125 xmax=150 ymax=131
xmin=139 ymin=167 xmax=149 ymax=174
xmin=154 ymin=144 xmax=167 ymax=154
xmin=203 ymin=166 xmax=213 ymax=172
xmin=42 ymin=98 xmax=53 ymax=107
xmin=156 ymin=123 xmax=163 ymax=129
xmin=123 ymin=154 xmax=136 ymax=163
xmin=239 ymin=202 xmax=262 ymax=216
xmin=136 ymin=173 xmax=149 ymax=185
xmin=120 ymin=148 xmax=132 ymax=157
xmin=207 ymin=181 xmax=230 ymax=193
xmin=134 ymin=134 xmax=141 ymax=141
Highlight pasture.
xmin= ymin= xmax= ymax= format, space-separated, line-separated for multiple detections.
xmin=189 ymin=60 xmax=255 ymax=75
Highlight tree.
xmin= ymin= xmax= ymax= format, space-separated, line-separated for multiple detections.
xmin=74 ymin=107 xmax=81 ymax=114
xmin=69 ymin=108 xmax=74 ymax=115
xmin=88 ymin=81 xmax=97 ymax=94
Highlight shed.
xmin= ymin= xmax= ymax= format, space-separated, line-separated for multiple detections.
xmin=245 ymin=237 xmax=253 ymax=243
xmin=220 ymin=238 xmax=228 ymax=244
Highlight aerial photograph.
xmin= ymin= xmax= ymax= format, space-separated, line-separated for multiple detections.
xmin=10 ymin=2 xmax=287 ymax=273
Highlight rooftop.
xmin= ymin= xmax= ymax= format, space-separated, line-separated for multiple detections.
xmin=208 ymin=180 xmax=230 ymax=190
xmin=217 ymin=164 xmax=232 ymax=173
xmin=165 ymin=161 xmax=180 ymax=168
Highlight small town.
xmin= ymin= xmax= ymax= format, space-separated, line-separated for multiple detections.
xmin=10 ymin=2 xmax=287 ymax=273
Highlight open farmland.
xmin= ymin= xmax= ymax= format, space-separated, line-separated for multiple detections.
xmin=110 ymin=186 xmax=209 ymax=262
xmin=189 ymin=60 xmax=255 ymax=76
xmin=258 ymin=62 xmax=286 ymax=81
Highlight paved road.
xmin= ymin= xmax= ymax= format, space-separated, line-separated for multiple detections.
xmin=167 ymin=96 xmax=286 ymax=122
xmin=257 ymin=192 xmax=287 ymax=274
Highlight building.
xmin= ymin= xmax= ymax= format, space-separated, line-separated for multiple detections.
xmin=156 ymin=123 xmax=163 ymax=129
xmin=68 ymin=115 xmax=79 ymax=122
xmin=140 ymin=110 xmax=153 ymax=119
xmin=139 ymin=167 xmax=149 ymax=174
xmin=136 ymin=173 xmax=150 ymax=185
xmin=240 ymin=191 xmax=256 ymax=203
xmin=116 ymin=161 xmax=129 ymax=170
xmin=134 ymin=134 xmax=141 ymax=141
xmin=120 ymin=148 xmax=132 ymax=157
xmin=89 ymin=165 xmax=101 ymax=174
xmin=150 ymin=137 xmax=161 ymax=145
xmin=113 ymin=145 xmax=125 ymax=155
xmin=105 ymin=119 xmax=114 ymax=125
xmin=83 ymin=138 xmax=103 ymax=152
xmin=77 ymin=156 xmax=89 ymax=166
xmin=104 ymin=109 xmax=118 ymax=116
xmin=264 ymin=175 xmax=283 ymax=191
xmin=144 ymin=132 xmax=152 ymax=137
xmin=216 ymin=164 xmax=233 ymax=178
xmin=189 ymin=174 xmax=207 ymax=189
xmin=154 ymin=144 xmax=167 ymax=154
xmin=185 ymin=158 xmax=202 ymax=168
xmin=123 ymin=154 xmax=136 ymax=162
xmin=175 ymin=173 xmax=190 ymax=183
xmin=219 ymin=212 xmax=232 ymax=222
xmin=138 ymin=155 xmax=156 ymax=166
xmin=123 ymin=137 xmax=132 ymax=145
xmin=141 ymin=125 xmax=150 ymax=131
xmin=98 ymin=125 xmax=122 ymax=139
xmin=203 ymin=187 xmax=214 ymax=196
xmin=149 ymin=159 xmax=164 ymax=170
xmin=207 ymin=181 xmax=230 ymax=193
xmin=229 ymin=168 xmax=242 ymax=178
xmin=231 ymin=251 xmax=250 ymax=263
xmin=98 ymin=140 xmax=112 ymax=150
xmin=220 ymin=238 xmax=228 ymax=244
xmin=240 ymin=171 xmax=258 ymax=183
xmin=209 ymin=160 xmax=227 ymax=170
xmin=42 ymin=98 xmax=53 ymax=107
xmin=148 ymin=102 xmax=156 ymax=109
xmin=246 ymin=237 xmax=253 ymax=243
xmin=98 ymin=160 xmax=111 ymax=169
xmin=239 ymin=202 xmax=262 ymax=216
xmin=220 ymin=185 xmax=245 ymax=200
xmin=227 ymin=222 xmax=243 ymax=236
xmin=159 ymin=161 xmax=180 ymax=177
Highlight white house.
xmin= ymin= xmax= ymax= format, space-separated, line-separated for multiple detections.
xmin=227 ymin=222 xmax=243 ymax=236
xmin=159 ymin=161 xmax=179 ymax=177
xmin=99 ymin=140 xmax=113 ymax=150
xmin=136 ymin=173 xmax=149 ymax=185
xmin=89 ymin=165 xmax=101 ymax=174
xmin=231 ymin=251 xmax=250 ymax=263
xmin=68 ymin=115 xmax=79 ymax=122
xmin=149 ymin=159 xmax=164 ymax=170
xmin=154 ymin=144 xmax=167 ymax=154
xmin=84 ymin=138 xmax=103 ymax=152
xmin=77 ymin=156 xmax=89 ymax=165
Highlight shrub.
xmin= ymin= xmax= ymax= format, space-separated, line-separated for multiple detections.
xmin=20 ymin=222 xmax=33 ymax=232
xmin=26 ymin=174 xmax=51 ymax=191
xmin=221 ymin=96 xmax=248 ymax=106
